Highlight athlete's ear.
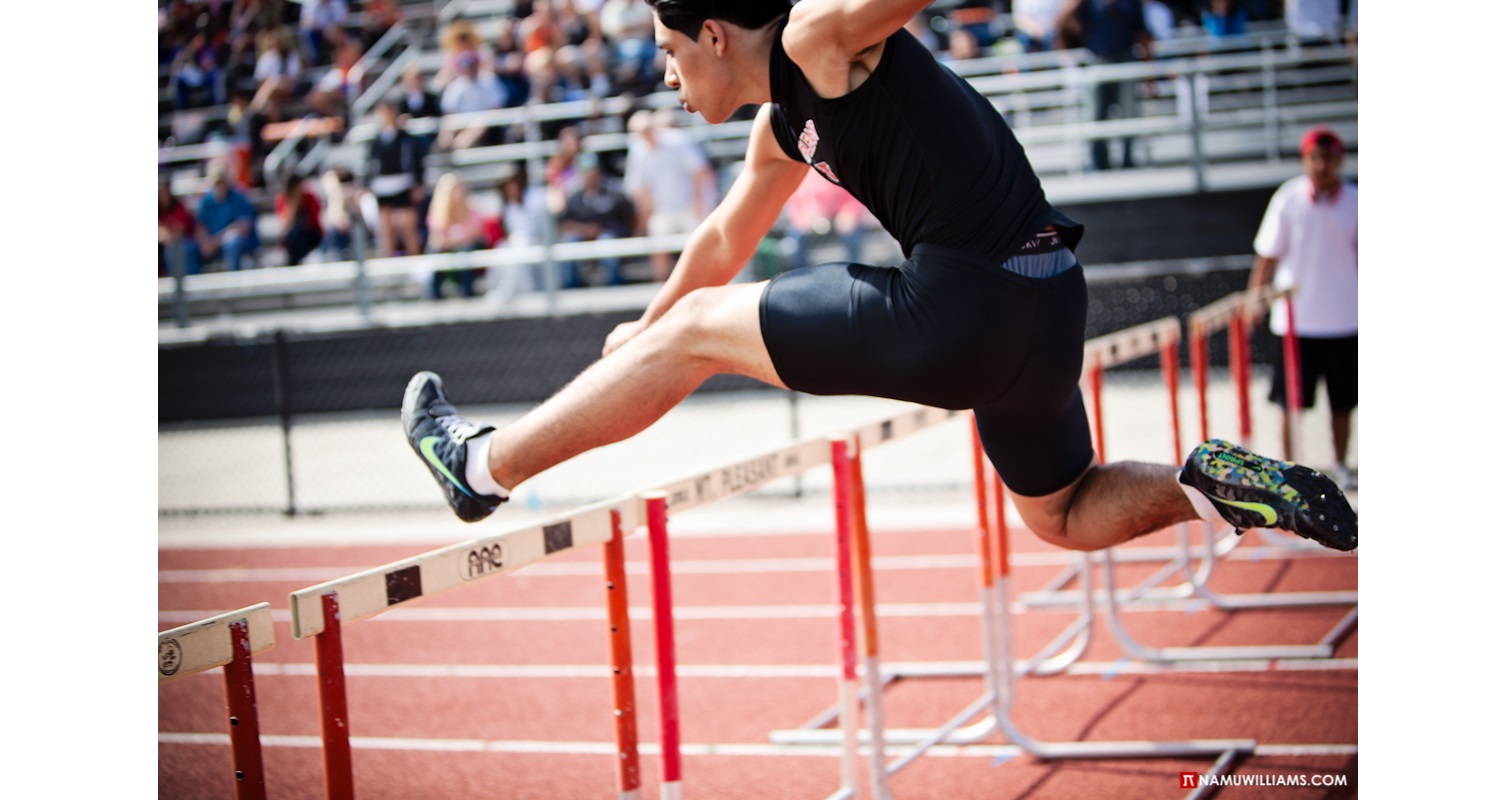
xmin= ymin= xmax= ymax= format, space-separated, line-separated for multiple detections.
xmin=701 ymin=19 xmax=725 ymax=55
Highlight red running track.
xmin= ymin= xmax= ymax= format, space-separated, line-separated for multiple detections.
xmin=159 ymin=520 xmax=1358 ymax=799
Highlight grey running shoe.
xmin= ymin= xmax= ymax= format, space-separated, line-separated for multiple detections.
xmin=1179 ymin=439 xmax=1357 ymax=552
xmin=401 ymin=371 xmax=504 ymax=523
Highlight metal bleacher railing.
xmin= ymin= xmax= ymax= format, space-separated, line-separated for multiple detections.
xmin=158 ymin=19 xmax=1356 ymax=330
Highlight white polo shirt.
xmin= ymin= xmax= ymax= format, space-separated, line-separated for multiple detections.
xmin=1253 ymin=175 xmax=1359 ymax=337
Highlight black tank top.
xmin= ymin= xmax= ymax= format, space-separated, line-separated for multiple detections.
xmin=768 ymin=18 xmax=1082 ymax=264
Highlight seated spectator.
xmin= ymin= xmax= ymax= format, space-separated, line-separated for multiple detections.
xmin=171 ymin=32 xmax=227 ymax=109
xmin=520 ymin=0 xmax=568 ymax=55
xmin=1202 ymin=0 xmax=1248 ymax=37
xmin=1012 ymin=0 xmax=1063 ymax=53
xmin=558 ymin=152 xmax=634 ymax=288
xmin=600 ymin=0 xmax=657 ymax=94
xmin=435 ymin=19 xmax=494 ymax=89
xmin=365 ymin=101 xmax=426 ymax=257
xmin=399 ymin=67 xmax=442 ymax=123
xmin=783 ymin=170 xmax=874 ymax=273
xmin=425 ymin=173 xmax=488 ymax=299
xmin=274 ymin=173 xmax=325 ymax=266
xmin=545 ymin=124 xmax=585 ymax=213
xmin=950 ymin=1 xmax=1007 ymax=48
xmin=308 ymin=37 xmax=365 ymax=124
xmin=490 ymin=18 xmax=531 ymax=107
xmin=299 ymin=0 xmax=349 ymax=67
xmin=439 ymin=51 xmax=509 ymax=151
xmin=319 ymin=167 xmax=357 ymax=261
xmin=253 ymin=26 xmax=303 ymax=96
xmin=159 ymin=181 xmax=203 ymax=277
xmin=361 ymin=0 xmax=404 ymax=52
xmin=196 ymin=167 xmax=261 ymax=271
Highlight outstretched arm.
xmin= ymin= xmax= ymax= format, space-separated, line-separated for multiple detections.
xmin=605 ymin=105 xmax=809 ymax=355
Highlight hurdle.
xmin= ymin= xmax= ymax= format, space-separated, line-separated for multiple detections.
xmin=288 ymin=500 xmax=643 ymax=800
xmin=158 ymin=603 xmax=276 ymax=800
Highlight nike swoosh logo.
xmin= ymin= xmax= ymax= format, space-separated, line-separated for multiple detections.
xmin=420 ymin=436 xmax=473 ymax=497
xmin=1212 ymin=496 xmax=1277 ymax=525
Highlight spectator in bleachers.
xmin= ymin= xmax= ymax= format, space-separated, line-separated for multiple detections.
xmin=520 ymin=0 xmax=568 ymax=54
xmin=1058 ymin=0 xmax=1153 ymax=171
xmin=196 ymin=167 xmax=261 ymax=272
xmin=253 ymin=26 xmax=304 ymax=96
xmin=1144 ymin=0 xmax=1178 ymax=41
xmin=492 ymin=163 xmax=549 ymax=293
xmin=399 ymin=66 xmax=442 ymax=124
xmin=941 ymin=27 xmax=984 ymax=65
xmin=1201 ymin=0 xmax=1247 ymax=37
xmin=557 ymin=152 xmax=635 ymax=288
xmin=436 ymin=19 xmax=495 ymax=88
xmin=298 ymin=0 xmax=349 ymax=67
xmin=158 ymin=181 xmax=203 ymax=277
xmin=439 ymin=51 xmax=509 ymax=150
xmin=624 ymin=109 xmax=716 ymax=282
xmin=951 ymin=1 xmax=1008 ymax=48
xmin=545 ymin=124 xmax=586 ymax=213
xmin=1013 ymin=0 xmax=1066 ymax=53
xmin=362 ymin=0 xmax=404 ymax=51
xmin=308 ymin=36 xmax=365 ymax=123
xmin=782 ymin=170 xmax=873 ymax=274
xmin=490 ymin=18 xmax=532 ymax=107
xmin=171 ymin=32 xmax=228 ymax=109
xmin=366 ymin=101 xmax=427 ymax=257
xmin=601 ymin=0 xmax=658 ymax=94
xmin=274 ymin=173 xmax=325 ymax=266
xmin=318 ymin=168 xmax=357 ymax=261
xmin=425 ymin=173 xmax=488 ymax=299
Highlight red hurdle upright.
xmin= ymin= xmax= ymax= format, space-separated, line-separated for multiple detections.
xmin=158 ymin=603 xmax=275 ymax=800
xmin=644 ymin=492 xmax=684 ymax=800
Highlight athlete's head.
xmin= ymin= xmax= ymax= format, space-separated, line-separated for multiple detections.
xmin=645 ymin=0 xmax=791 ymax=124
xmin=645 ymin=0 xmax=792 ymax=41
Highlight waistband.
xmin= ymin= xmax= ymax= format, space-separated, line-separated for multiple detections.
xmin=910 ymin=230 xmax=1077 ymax=280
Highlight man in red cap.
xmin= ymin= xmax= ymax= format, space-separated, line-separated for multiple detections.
xmin=1248 ymin=126 xmax=1359 ymax=488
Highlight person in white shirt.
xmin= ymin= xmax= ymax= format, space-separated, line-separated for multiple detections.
xmin=623 ymin=109 xmax=716 ymax=281
xmin=1248 ymin=126 xmax=1358 ymax=487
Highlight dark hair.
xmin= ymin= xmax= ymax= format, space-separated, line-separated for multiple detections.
xmin=645 ymin=0 xmax=792 ymax=41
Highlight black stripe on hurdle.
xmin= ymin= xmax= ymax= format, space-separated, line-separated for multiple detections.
xmin=543 ymin=521 xmax=574 ymax=555
xmin=385 ymin=565 xmax=424 ymax=606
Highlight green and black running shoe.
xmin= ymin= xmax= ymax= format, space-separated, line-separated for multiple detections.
xmin=402 ymin=371 xmax=504 ymax=523
xmin=1179 ymin=439 xmax=1357 ymax=552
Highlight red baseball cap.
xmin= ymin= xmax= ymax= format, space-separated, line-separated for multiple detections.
xmin=1299 ymin=126 xmax=1343 ymax=156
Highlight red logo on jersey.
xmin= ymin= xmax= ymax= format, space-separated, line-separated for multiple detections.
xmin=798 ymin=119 xmax=820 ymax=163
xmin=815 ymin=162 xmax=840 ymax=184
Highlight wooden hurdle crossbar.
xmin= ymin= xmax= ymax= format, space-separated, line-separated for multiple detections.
xmin=159 ymin=603 xmax=276 ymax=800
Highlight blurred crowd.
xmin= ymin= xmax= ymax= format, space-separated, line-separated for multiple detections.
xmin=159 ymin=0 xmax=1350 ymax=292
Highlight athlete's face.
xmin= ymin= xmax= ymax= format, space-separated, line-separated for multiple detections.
xmin=655 ymin=15 xmax=731 ymax=124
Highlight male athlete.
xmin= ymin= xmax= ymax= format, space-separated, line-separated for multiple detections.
xmin=402 ymin=0 xmax=1357 ymax=552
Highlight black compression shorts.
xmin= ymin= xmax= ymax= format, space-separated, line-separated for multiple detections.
xmin=758 ymin=243 xmax=1094 ymax=497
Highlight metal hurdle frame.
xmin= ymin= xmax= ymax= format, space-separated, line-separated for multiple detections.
xmin=159 ymin=603 xmax=276 ymax=800
xmin=287 ymin=500 xmax=643 ymax=800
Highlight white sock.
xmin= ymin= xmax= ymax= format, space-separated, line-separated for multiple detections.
xmin=463 ymin=432 xmax=510 ymax=498
xmin=1178 ymin=479 xmax=1227 ymax=525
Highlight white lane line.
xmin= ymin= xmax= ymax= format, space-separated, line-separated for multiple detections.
xmin=194 ymin=658 xmax=1359 ymax=680
xmin=161 ymin=595 xmax=1261 ymax=625
xmin=157 ymin=733 xmax=1358 ymax=759
xmin=158 ymin=547 xmax=1350 ymax=584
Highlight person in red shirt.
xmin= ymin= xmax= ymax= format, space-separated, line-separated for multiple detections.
xmin=274 ymin=173 xmax=324 ymax=266
xmin=158 ymin=181 xmax=202 ymax=276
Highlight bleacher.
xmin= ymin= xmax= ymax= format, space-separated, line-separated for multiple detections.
xmin=158 ymin=3 xmax=1358 ymax=335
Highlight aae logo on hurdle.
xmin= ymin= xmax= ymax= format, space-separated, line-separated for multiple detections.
xmin=462 ymin=542 xmax=505 ymax=581
xmin=1180 ymin=772 xmax=1348 ymax=788
xmin=159 ymin=638 xmax=183 ymax=677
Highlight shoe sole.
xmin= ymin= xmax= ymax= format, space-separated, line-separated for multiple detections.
xmin=1185 ymin=443 xmax=1358 ymax=552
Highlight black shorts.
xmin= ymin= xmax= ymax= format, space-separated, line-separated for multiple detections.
xmin=377 ymin=190 xmax=415 ymax=210
xmin=1268 ymin=334 xmax=1359 ymax=412
xmin=759 ymin=243 xmax=1093 ymax=497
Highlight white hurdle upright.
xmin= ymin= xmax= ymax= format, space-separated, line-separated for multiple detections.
xmin=159 ymin=603 xmax=276 ymax=800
